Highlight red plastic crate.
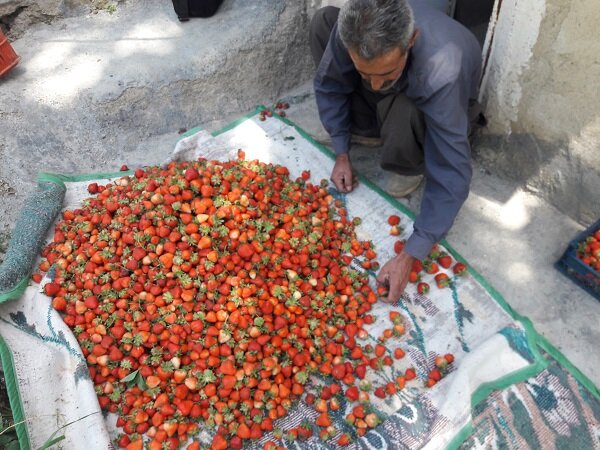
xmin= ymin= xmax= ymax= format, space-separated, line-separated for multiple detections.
xmin=555 ymin=218 xmax=600 ymax=301
xmin=0 ymin=29 xmax=20 ymax=78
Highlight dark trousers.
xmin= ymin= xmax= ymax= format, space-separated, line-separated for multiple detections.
xmin=309 ymin=6 xmax=426 ymax=175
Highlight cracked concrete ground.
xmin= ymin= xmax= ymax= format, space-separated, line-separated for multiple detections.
xmin=1 ymin=0 xmax=599 ymax=392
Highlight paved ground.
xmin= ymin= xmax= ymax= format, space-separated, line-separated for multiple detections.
xmin=0 ymin=0 xmax=598 ymax=393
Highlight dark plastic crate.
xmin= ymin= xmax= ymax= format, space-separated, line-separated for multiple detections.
xmin=555 ymin=218 xmax=600 ymax=301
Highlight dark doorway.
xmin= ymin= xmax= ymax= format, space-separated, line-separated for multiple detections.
xmin=453 ymin=0 xmax=496 ymax=48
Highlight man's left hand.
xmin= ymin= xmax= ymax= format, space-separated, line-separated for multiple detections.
xmin=376 ymin=251 xmax=415 ymax=303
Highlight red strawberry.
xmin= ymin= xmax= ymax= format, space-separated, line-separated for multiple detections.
xmin=374 ymin=387 xmax=386 ymax=399
xmin=405 ymin=368 xmax=416 ymax=380
xmin=345 ymin=386 xmax=359 ymax=401
xmin=437 ymin=254 xmax=452 ymax=269
xmin=394 ymin=240 xmax=406 ymax=254
xmin=43 ymin=282 xmax=60 ymax=297
xmin=184 ymin=168 xmax=199 ymax=181
xmin=338 ymin=433 xmax=351 ymax=446
xmin=120 ymin=164 xmax=129 ymax=171
xmin=352 ymin=404 xmax=366 ymax=418
xmin=412 ymin=260 xmax=423 ymax=272
xmin=425 ymin=261 xmax=439 ymax=274
xmin=315 ymin=412 xmax=331 ymax=427
xmin=444 ymin=353 xmax=455 ymax=364
xmin=354 ymin=364 xmax=367 ymax=379
xmin=435 ymin=273 xmax=450 ymax=288
xmin=393 ymin=348 xmax=405 ymax=359
xmin=453 ymin=262 xmax=467 ymax=276
xmin=429 ymin=368 xmax=442 ymax=381
xmin=87 ymin=182 xmax=99 ymax=194
xmin=387 ymin=215 xmax=401 ymax=226
xmin=332 ymin=363 xmax=346 ymax=380
xmin=389 ymin=310 xmax=403 ymax=325
xmin=385 ymin=382 xmax=397 ymax=395
xmin=417 ymin=282 xmax=429 ymax=295
xmin=408 ymin=271 xmax=420 ymax=283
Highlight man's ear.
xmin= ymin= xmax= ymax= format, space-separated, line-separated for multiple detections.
xmin=408 ymin=29 xmax=420 ymax=49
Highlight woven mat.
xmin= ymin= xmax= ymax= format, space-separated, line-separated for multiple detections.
xmin=0 ymin=108 xmax=598 ymax=449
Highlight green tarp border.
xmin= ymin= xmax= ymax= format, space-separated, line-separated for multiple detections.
xmin=0 ymin=106 xmax=597 ymax=450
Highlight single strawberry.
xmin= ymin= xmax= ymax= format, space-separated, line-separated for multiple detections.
xmin=345 ymin=385 xmax=359 ymax=401
xmin=429 ymin=368 xmax=442 ymax=382
xmin=354 ymin=364 xmax=367 ymax=379
xmin=437 ymin=254 xmax=452 ymax=269
xmin=408 ymin=271 xmax=420 ymax=283
xmin=417 ymin=282 xmax=429 ymax=295
xmin=352 ymin=404 xmax=366 ymax=418
xmin=389 ymin=310 xmax=403 ymax=324
xmin=390 ymin=225 xmax=402 ymax=236
xmin=338 ymin=433 xmax=352 ymax=446
xmin=365 ymin=413 xmax=380 ymax=428
xmin=394 ymin=239 xmax=406 ymax=254
xmin=434 ymin=356 xmax=448 ymax=370
xmin=374 ymin=387 xmax=386 ymax=399
xmin=453 ymin=262 xmax=467 ymax=276
xmin=387 ymin=215 xmax=401 ymax=226
xmin=184 ymin=167 xmax=199 ymax=181
xmin=393 ymin=348 xmax=406 ymax=359
xmin=405 ymin=368 xmax=416 ymax=380
xmin=315 ymin=412 xmax=331 ymax=427
xmin=435 ymin=273 xmax=450 ymax=288
xmin=412 ymin=259 xmax=423 ymax=272
xmin=444 ymin=353 xmax=455 ymax=364
xmin=43 ymin=282 xmax=60 ymax=297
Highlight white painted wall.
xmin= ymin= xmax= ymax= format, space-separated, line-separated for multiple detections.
xmin=479 ymin=0 xmax=546 ymax=134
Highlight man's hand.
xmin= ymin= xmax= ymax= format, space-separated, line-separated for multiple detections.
xmin=331 ymin=153 xmax=355 ymax=193
xmin=376 ymin=251 xmax=415 ymax=303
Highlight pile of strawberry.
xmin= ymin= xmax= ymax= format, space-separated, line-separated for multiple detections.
xmin=34 ymin=152 xmax=459 ymax=450
xmin=576 ymin=228 xmax=600 ymax=272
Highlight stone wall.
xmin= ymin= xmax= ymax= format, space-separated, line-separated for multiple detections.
xmin=0 ymin=0 xmax=123 ymax=38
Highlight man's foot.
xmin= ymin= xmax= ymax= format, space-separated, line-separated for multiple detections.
xmin=384 ymin=173 xmax=424 ymax=198
xmin=351 ymin=134 xmax=383 ymax=147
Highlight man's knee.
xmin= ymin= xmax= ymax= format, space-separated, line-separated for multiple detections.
xmin=309 ymin=6 xmax=340 ymax=67
xmin=310 ymin=6 xmax=340 ymax=33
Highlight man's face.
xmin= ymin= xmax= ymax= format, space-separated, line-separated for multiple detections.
xmin=348 ymin=31 xmax=418 ymax=92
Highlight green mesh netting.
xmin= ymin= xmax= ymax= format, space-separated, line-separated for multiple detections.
xmin=0 ymin=181 xmax=65 ymax=301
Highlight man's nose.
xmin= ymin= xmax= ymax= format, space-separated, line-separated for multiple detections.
xmin=370 ymin=77 xmax=386 ymax=91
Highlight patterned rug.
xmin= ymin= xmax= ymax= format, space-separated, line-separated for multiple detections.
xmin=0 ymin=108 xmax=598 ymax=449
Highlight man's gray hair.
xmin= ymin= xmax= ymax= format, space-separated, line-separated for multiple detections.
xmin=337 ymin=0 xmax=415 ymax=60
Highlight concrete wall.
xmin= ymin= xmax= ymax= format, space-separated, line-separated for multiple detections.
xmin=478 ymin=0 xmax=600 ymax=224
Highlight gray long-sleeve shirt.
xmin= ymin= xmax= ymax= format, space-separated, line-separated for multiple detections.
xmin=314 ymin=0 xmax=482 ymax=260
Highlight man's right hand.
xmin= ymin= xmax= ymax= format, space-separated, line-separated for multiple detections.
xmin=331 ymin=153 xmax=355 ymax=193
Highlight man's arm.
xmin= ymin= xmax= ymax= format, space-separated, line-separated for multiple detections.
xmin=404 ymin=78 xmax=472 ymax=261
xmin=313 ymin=23 xmax=360 ymax=156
